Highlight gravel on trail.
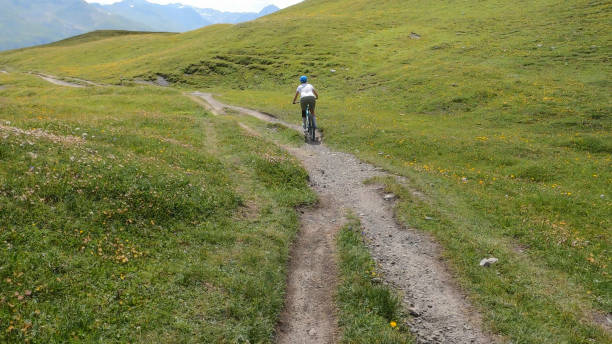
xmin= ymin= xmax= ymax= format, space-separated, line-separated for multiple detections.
xmin=193 ymin=92 xmax=498 ymax=344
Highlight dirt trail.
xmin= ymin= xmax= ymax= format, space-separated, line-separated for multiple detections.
xmin=192 ymin=92 xmax=496 ymax=344
xmin=277 ymin=195 xmax=340 ymax=344
xmin=34 ymin=73 xmax=84 ymax=88
xmin=191 ymin=92 xmax=302 ymax=131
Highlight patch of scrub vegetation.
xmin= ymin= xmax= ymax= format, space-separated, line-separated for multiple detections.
xmin=0 ymin=74 xmax=314 ymax=343
xmin=564 ymin=135 xmax=612 ymax=154
xmin=337 ymin=218 xmax=413 ymax=344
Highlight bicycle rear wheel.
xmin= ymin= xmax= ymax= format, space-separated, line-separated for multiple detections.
xmin=308 ymin=114 xmax=315 ymax=142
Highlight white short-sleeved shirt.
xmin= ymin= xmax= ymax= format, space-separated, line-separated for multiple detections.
xmin=297 ymin=83 xmax=316 ymax=98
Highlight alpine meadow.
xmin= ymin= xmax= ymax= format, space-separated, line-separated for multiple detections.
xmin=0 ymin=0 xmax=610 ymax=343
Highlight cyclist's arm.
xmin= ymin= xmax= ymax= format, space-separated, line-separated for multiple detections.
xmin=292 ymin=91 xmax=299 ymax=104
xmin=314 ymin=89 xmax=319 ymax=99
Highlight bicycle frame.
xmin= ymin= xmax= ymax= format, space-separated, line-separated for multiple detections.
xmin=296 ymin=102 xmax=316 ymax=142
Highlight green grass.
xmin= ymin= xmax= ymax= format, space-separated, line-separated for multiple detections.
xmin=337 ymin=218 xmax=412 ymax=344
xmin=0 ymin=0 xmax=610 ymax=342
xmin=46 ymin=31 xmax=175 ymax=48
xmin=0 ymin=73 xmax=315 ymax=342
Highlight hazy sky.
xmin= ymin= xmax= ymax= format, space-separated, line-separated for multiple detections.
xmin=85 ymin=0 xmax=303 ymax=12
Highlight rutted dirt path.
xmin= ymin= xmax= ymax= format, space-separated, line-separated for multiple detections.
xmin=277 ymin=195 xmax=340 ymax=344
xmin=191 ymin=92 xmax=302 ymax=131
xmin=32 ymin=73 xmax=85 ymax=88
xmin=192 ymin=92 xmax=496 ymax=344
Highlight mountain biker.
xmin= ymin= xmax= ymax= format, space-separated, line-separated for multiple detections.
xmin=292 ymin=75 xmax=319 ymax=130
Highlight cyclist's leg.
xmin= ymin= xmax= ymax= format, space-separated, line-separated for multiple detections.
xmin=310 ymin=100 xmax=317 ymax=129
xmin=300 ymin=99 xmax=307 ymax=129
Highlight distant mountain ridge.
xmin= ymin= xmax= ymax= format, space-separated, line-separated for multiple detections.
xmin=0 ymin=0 xmax=146 ymax=51
xmin=91 ymin=0 xmax=280 ymax=33
xmin=0 ymin=0 xmax=280 ymax=51
xmin=194 ymin=5 xmax=281 ymax=25
xmin=92 ymin=0 xmax=209 ymax=33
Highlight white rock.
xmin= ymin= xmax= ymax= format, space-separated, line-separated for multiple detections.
xmin=479 ymin=257 xmax=498 ymax=267
xmin=383 ymin=193 xmax=396 ymax=201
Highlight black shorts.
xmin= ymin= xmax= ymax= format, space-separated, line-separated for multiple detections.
xmin=300 ymin=96 xmax=316 ymax=114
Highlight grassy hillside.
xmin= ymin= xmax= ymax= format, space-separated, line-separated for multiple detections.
xmin=0 ymin=73 xmax=315 ymax=342
xmin=46 ymin=30 xmax=175 ymax=48
xmin=1 ymin=0 xmax=610 ymax=343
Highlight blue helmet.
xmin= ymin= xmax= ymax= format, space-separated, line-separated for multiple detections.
xmin=300 ymin=75 xmax=308 ymax=83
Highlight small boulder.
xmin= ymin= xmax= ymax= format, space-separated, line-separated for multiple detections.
xmin=383 ymin=193 xmax=396 ymax=201
xmin=479 ymin=257 xmax=499 ymax=267
xmin=408 ymin=307 xmax=421 ymax=317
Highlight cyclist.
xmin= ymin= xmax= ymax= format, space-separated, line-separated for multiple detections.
xmin=292 ymin=75 xmax=319 ymax=131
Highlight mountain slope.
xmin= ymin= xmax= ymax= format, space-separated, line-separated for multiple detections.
xmin=0 ymin=0 xmax=147 ymax=51
xmin=194 ymin=5 xmax=280 ymax=25
xmin=1 ymin=0 xmax=610 ymax=343
xmin=0 ymin=0 xmax=279 ymax=51
xmin=93 ymin=0 xmax=210 ymax=32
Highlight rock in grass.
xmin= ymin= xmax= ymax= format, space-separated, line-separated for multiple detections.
xmin=479 ymin=257 xmax=498 ymax=267
xmin=383 ymin=193 xmax=396 ymax=201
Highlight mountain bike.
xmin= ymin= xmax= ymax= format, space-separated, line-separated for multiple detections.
xmin=304 ymin=103 xmax=316 ymax=142
xmin=295 ymin=102 xmax=316 ymax=142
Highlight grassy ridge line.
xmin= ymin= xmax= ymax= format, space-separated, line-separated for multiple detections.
xmin=336 ymin=218 xmax=413 ymax=344
xmin=45 ymin=31 xmax=176 ymax=48
xmin=0 ymin=73 xmax=315 ymax=342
